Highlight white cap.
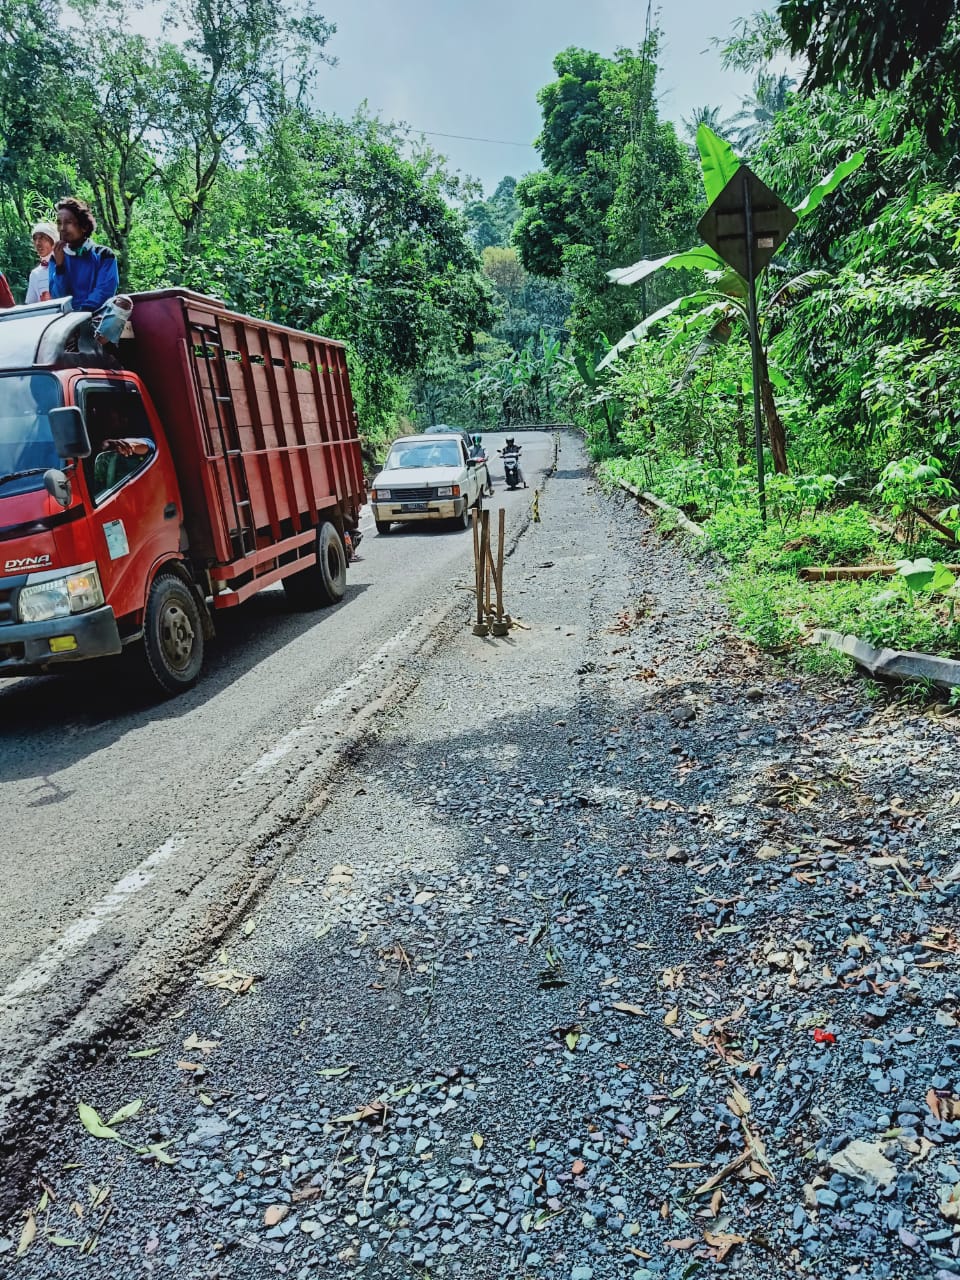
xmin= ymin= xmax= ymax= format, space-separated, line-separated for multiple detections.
xmin=31 ymin=222 xmax=57 ymax=243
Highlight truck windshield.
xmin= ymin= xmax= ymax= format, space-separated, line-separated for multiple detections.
xmin=0 ymin=373 xmax=62 ymax=498
xmin=386 ymin=441 xmax=461 ymax=470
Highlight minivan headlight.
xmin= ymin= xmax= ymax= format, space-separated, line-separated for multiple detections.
xmin=19 ymin=567 xmax=104 ymax=623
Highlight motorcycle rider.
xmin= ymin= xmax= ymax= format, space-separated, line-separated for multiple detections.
xmin=499 ymin=436 xmax=527 ymax=488
xmin=469 ymin=433 xmax=494 ymax=496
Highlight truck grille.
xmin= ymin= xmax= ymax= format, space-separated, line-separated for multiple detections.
xmin=0 ymin=584 xmax=17 ymax=627
xmin=392 ymin=487 xmax=435 ymax=503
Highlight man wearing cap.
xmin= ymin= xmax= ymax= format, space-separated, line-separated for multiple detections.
xmin=25 ymin=221 xmax=56 ymax=304
xmin=48 ymin=197 xmax=119 ymax=312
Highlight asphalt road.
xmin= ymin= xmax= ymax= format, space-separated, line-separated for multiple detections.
xmin=0 ymin=430 xmax=554 ymax=1124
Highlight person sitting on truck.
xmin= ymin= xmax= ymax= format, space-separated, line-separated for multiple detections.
xmin=48 ymin=198 xmax=119 ymax=314
xmin=25 ymin=222 xmax=56 ymax=304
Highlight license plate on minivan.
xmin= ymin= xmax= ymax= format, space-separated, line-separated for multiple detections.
xmin=401 ymin=502 xmax=428 ymax=511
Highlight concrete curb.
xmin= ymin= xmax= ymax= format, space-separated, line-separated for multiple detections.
xmin=812 ymin=628 xmax=960 ymax=690
xmin=615 ymin=479 xmax=706 ymax=538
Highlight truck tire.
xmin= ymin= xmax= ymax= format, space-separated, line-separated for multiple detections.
xmin=375 ymin=519 xmax=392 ymax=535
xmin=283 ymin=521 xmax=347 ymax=609
xmin=142 ymin=573 xmax=204 ymax=695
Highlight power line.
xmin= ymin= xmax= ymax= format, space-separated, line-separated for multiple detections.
xmin=412 ymin=128 xmax=536 ymax=149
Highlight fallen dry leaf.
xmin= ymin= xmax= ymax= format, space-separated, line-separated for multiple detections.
xmin=663 ymin=1006 xmax=679 ymax=1026
xmin=828 ymin=1139 xmax=896 ymax=1188
xmin=610 ymin=1001 xmax=646 ymax=1017
xmin=664 ymin=1237 xmax=697 ymax=1250
xmin=942 ymin=1185 xmax=960 ymax=1222
xmin=704 ymin=1230 xmax=746 ymax=1262
xmin=692 ymin=1148 xmax=752 ymax=1196
xmin=16 ymin=1212 xmax=36 ymax=1257
xmin=182 ymin=1033 xmax=219 ymax=1056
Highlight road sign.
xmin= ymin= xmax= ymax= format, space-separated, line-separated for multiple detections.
xmin=697 ymin=166 xmax=797 ymax=526
xmin=697 ymin=166 xmax=797 ymax=279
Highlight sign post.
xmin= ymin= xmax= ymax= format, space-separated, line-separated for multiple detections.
xmin=697 ymin=166 xmax=797 ymax=523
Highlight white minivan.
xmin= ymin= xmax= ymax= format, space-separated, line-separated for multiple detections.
xmin=370 ymin=433 xmax=486 ymax=533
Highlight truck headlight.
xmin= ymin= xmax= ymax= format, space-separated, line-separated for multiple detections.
xmin=436 ymin=485 xmax=460 ymax=498
xmin=19 ymin=568 xmax=104 ymax=623
xmin=371 ymin=488 xmax=390 ymax=502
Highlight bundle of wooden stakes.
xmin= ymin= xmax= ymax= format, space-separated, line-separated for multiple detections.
xmin=472 ymin=507 xmax=510 ymax=637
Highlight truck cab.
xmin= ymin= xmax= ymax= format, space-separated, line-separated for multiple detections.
xmin=0 ymin=302 xmax=182 ymax=680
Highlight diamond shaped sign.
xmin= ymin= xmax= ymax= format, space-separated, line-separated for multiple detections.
xmin=697 ymin=165 xmax=797 ymax=280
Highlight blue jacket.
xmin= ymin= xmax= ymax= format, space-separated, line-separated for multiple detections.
xmin=49 ymin=241 xmax=119 ymax=311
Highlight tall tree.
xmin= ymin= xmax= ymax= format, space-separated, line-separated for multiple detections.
xmin=514 ymin=41 xmax=700 ymax=355
xmin=160 ymin=0 xmax=335 ymax=253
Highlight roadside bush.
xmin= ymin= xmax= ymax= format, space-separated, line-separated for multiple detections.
xmin=727 ymin=572 xmax=806 ymax=651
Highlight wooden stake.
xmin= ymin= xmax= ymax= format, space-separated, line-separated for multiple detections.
xmin=472 ymin=508 xmax=483 ymax=626
xmin=496 ymin=507 xmax=505 ymax=621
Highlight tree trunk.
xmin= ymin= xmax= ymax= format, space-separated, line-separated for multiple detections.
xmin=757 ymin=343 xmax=788 ymax=474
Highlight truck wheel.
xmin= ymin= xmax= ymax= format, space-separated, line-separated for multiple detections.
xmin=143 ymin=574 xmax=204 ymax=696
xmin=375 ymin=519 xmax=392 ymax=535
xmin=283 ymin=521 xmax=347 ymax=609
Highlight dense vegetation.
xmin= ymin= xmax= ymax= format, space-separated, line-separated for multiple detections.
xmin=546 ymin=7 xmax=960 ymax=675
xmin=4 ymin=0 xmax=959 ymax=673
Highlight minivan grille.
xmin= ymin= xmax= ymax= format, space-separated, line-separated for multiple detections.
xmin=392 ymin=487 xmax=434 ymax=503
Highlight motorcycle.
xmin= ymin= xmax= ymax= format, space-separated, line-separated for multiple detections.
xmin=498 ymin=445 xmax=526 ymax=490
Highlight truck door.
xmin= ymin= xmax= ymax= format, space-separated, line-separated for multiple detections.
xmin=77 ymin=380 xmax=180 ymax=624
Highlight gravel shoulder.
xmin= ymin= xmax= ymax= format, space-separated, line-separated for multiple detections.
xmin=3 ymin=434 xmax=960 ymax=1280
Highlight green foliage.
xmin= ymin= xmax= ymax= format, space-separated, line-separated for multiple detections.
xmin=514 ymin=39 xmax=701 ymax=355
xmin=777 ymin=0 xmax=960 ymax=148
xmin=873 ymin=456 xmax=958 ymax=541
xmin=727 ymin=571 xmax=803 ymax=650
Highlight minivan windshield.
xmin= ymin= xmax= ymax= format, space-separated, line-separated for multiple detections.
xmin=0 ymin=373 xmax=61 ymax=498
xmin=385 ymin=440 xmax=461 ymax=470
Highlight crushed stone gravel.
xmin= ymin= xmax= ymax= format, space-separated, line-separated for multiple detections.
xmin=3 ymin=435 xmax=960 ymax=1280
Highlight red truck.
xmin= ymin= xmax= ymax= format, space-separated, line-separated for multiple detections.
xmin=0 ymin=289 xmax=365 ymax=694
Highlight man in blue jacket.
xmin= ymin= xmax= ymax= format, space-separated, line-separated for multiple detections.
xmin=49 ymin=197 xmax=119 ymax=312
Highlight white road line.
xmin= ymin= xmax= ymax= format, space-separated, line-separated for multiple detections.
xmin=233 ymin=611 xmax=430 ymax=784
xmin=0 ymin=835 xmax=187 ymax=1002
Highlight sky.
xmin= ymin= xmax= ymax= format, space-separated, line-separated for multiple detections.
xmin=309 ymin=0 xmax=758 ymax=193
xmin=135 ymin=1 xmax=760 ymax=196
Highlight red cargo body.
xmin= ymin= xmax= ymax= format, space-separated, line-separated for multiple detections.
xmin=128 ymin=290 xmax=365 ymax=605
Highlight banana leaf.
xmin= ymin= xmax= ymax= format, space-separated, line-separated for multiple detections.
xmin=793 ymin=151 xmax=866 ymax=220
xmin=697 ymin=124 xmax=741 ymax=204
xmin=598 ymin=294 xmax=731 ymax=369
xmin=607 ymin=245 xmax=725 ymax=288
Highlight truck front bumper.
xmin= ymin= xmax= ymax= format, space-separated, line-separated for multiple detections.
xmin=372 ymin=497 xmax=468 ymax=523
xmin=0 ymin=605 xmax=123 ymax=676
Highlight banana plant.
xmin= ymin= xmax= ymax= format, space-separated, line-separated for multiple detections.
xmin=600 ymin=125 xmax=865 ymax=474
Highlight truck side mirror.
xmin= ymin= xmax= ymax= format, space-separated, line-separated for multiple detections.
xmin=43 ymin=468 xmax=72 ymax=508
xmin=48 ymin=406 xmax=92 ymax=460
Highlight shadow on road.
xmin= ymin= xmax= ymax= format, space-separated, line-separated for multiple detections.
xmin=0 ymin=581 xmax=370 ymax=787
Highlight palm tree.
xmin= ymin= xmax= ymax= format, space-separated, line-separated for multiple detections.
xmin=681 ymin=105 xmax=735 ymax=149
xmin=731 ymin=72 xmax=794 ymax=153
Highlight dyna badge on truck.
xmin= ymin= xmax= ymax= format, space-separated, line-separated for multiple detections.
xmin=4 ymin=555 xmax=53 ymax=572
